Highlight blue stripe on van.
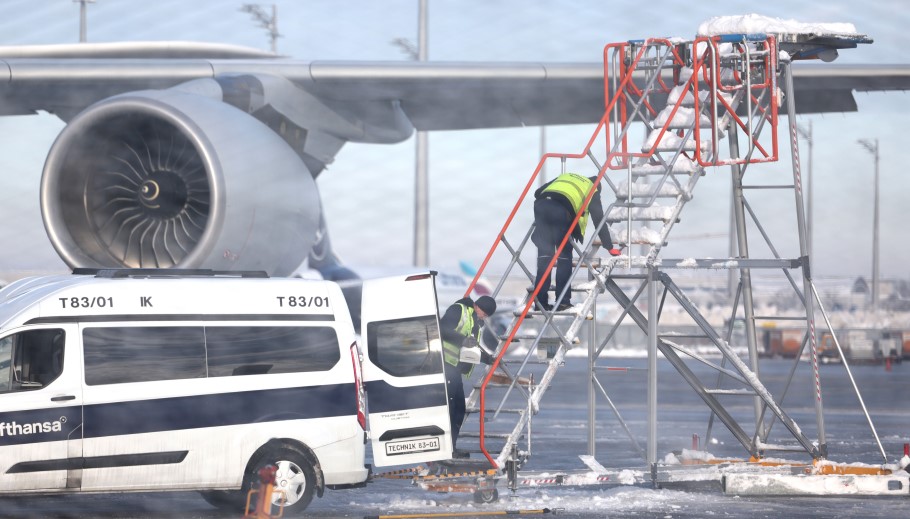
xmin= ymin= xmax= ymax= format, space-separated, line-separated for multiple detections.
xmin=364 ymin=380 xmax=447 ymax=413
xmin=83 ymin=384 xmax=355 ymax=438
xmin=0 ymin=406 xmax=82 ymax=447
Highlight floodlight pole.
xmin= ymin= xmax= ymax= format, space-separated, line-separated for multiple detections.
xmin=857 ymin=138 xmax=880 ymax=314
xmin=539 ymin=127 xmax=547 ymax=187
xmin=74 ymin=0 xmax=96 ymax=43
xmin=413 ymin=0 xmax=429 ymax=266
xmin=241 ymin=3 xmax=280 ymax=54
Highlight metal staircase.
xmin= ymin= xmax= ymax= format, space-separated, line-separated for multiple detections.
xmin=453 ymin=33 xmax=831 ymax=475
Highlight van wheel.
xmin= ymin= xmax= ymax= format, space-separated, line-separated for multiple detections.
xmin=244 ymin=446 xmax=316 ymax=515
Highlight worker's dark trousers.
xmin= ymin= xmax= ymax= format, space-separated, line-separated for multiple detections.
xmin=532 ymin=198 xmax=574 ymax=308
xmin=444 ymin=362 xmax=466 ymax=448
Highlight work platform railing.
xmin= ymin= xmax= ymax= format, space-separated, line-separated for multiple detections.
xmin=452 ymin=31 xmax=888 ymax=486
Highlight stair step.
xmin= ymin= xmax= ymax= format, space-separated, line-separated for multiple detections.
xmin=472 ymin=372 xmax=534 ymax=388
xmin=667 ymin=84 xmax=733 ymax=108
xmin=610 ymin=227 xmax=665 ymax=247
xmin=653 ymin=105 xmax=713 ymax=129
xmin=616 ymin=181 xmax=684 ymax=199
xmin=631 ymin=158 xmax=699 ymax=176
xmin=606 ymin=205 xmax=678 ymax=223
xmin=517 ymin=310 xmax=593 ymax=320
xmin=642 ymin=130 xmax=711 ymax=154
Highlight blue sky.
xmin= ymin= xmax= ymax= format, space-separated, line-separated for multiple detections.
xmin=0 ymin=0 xmax=907 ymax=282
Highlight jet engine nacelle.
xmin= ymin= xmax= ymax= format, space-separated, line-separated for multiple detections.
xmin=40 ymin=87 xmax=320 ymax=276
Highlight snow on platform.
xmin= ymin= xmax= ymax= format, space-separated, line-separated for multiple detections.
xmin=724 ymin=473 xmax=909 ymax=496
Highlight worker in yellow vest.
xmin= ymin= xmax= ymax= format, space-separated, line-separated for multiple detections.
xmin=532 ymin=173 xmax=620 ymax=312
xmin=440 ymin=295 xmax=496 ymax=457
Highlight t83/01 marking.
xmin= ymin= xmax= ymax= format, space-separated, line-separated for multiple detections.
xmin=276 ymin=296 xmax=330 ymax=308
xmin=59 ymin=296 xmax=114 ymax=309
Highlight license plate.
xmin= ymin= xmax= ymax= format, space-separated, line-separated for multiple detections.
xmin=385 ymin=437 xmax=441 ymax=456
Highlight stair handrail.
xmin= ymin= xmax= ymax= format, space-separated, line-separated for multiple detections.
xmin=692 ymin=34 xmax=779 ymax=167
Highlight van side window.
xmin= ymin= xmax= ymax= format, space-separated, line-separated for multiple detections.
xmin=0 ymin=329 xmax=65 ymax=392
xmin=367 ymin=315 xmax=442 ymax=377
xmin=83 ymin=327 xmax=206 ymax=385
xmin=206 ymin=326 xmax=340 ymax=377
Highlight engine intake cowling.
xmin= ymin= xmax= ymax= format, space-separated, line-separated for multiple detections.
xmin=40 ymin=88 xmax=320 ymax=276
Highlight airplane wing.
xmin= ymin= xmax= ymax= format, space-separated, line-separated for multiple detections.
xmin=0 ymin=41 xmax=908 ymax=284
xmin=3 ymin=43 xmax=910 ymax=127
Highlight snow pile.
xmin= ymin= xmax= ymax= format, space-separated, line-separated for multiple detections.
xmin=678 ymin=448 xmax=718 ymax=463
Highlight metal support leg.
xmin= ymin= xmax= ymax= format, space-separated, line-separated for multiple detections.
xmin=647 ymin=266 xmax=658 ymax=476
xmin=727 ymin=126 xmax=762 ymax=428
xmin=782 ymin=59 xmax=827 ymax=457
xmin=587 ymin=268 xmax=597 ymax=456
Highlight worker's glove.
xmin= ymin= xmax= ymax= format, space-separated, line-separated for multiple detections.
xmin=608 ymin=247 xmax=622 ymax=256
xmin=480 ymin=350 xmax=494 ymax=366
xmin=462 ymin=337 xmax=479 ymax=349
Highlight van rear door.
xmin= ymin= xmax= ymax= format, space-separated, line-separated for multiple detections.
xmin=361 ymin=273 xmax=452 ymax=466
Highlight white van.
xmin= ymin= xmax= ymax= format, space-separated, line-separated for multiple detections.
xmin=0 ymin=269 xmax=453 ymax=514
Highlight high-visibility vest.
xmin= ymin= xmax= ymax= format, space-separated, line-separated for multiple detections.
xmin=443 ymin=303 xmax=475 ymax=368
xmin=542 ymin=173 xmax=594 ymax=236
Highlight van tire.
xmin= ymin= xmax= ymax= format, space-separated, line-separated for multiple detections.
xmin=243 ymin=445 xmax=316 ymax=515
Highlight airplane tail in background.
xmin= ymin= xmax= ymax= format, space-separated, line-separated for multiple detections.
xmin=459 ymin=260 xmax=492 ymax=296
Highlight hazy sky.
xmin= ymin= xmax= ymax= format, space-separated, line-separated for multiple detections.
xmin=0 ymin=0 xmax=907 ymax=283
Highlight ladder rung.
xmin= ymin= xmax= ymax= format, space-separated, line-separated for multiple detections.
xmin=502 ymin=358 xmax=551 ymax=365
xmin=754 ymin=315 xmax=807 ymax=321
xmin=516 ymin=310 xmax=591 ymax=319
xmin=631 ymin=161 xmax=699 ymax=176
xmin=618 ymin=192 xmax=681 ymax=200
xmin=614 ymin=240 xmax=668 ymax=247
xmin=757 ymin=444 xmax=811 ymax=452
xmin=525 ymin=285 xmax=594 ymax=293
xmin=459 ymin=432 xmax=512 ymax=439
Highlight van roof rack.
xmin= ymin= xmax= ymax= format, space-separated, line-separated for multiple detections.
xmin=72 ymin=268 xmax=270 ymax=279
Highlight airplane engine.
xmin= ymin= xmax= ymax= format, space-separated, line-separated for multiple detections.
xmin=40 ymin=88 xmax=320 ymax=276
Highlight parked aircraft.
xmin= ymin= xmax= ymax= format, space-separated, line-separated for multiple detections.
xmin=0 ymin=39 xmax=908 ymax=318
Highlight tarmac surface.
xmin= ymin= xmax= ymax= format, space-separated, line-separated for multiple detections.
xmin=1 ymin=356 xmax=907 ymax=518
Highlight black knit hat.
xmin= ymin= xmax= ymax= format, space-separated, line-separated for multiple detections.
xmin=475 ymin=296 xmax=497 ymax=317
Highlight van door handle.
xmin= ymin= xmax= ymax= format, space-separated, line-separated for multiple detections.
xmin=51 ymin=395 xmax=76 ymax=402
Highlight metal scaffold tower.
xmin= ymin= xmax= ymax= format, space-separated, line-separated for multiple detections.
xmin=439 ymin=29 xmax=902 ymax=496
